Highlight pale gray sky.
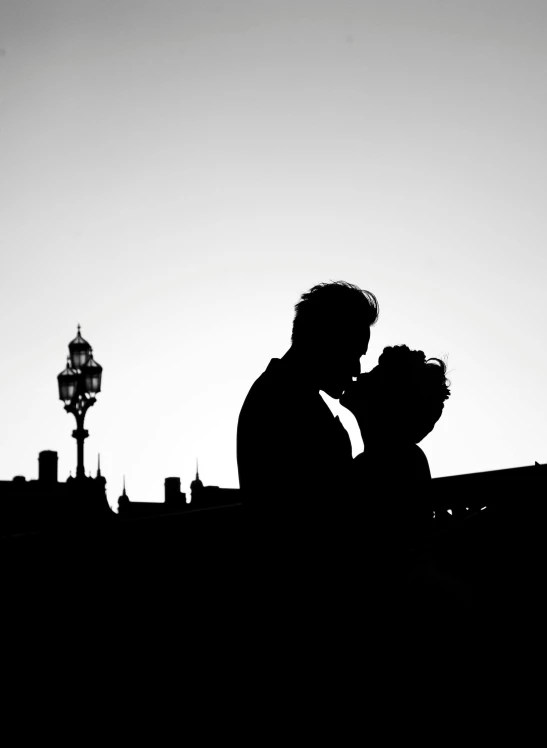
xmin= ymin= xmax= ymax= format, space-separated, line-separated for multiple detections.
xmin=1 ymin=0 xmax=546 ymax=506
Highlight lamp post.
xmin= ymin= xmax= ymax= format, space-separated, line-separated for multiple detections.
xmin=57 ymin=325 xmax=103 ymax=480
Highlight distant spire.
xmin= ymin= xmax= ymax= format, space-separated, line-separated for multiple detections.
xmin=117 ymin=474 xmax=129 ymax=510
xmin=190 ymin=459 xmax=203 ymax=494
xmin=97 ymin=453 xmax=102 ymax=478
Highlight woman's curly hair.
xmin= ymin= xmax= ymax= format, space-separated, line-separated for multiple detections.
xmin=376 ymin=345 xmax=451 ymax=404
xmin=346 ymin=344 xmax=451 ymax=443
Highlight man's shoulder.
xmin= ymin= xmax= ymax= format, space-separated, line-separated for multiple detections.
xmin=238 ymin=360 xmax=282 ymax=426
xmin=239 ymin=359 xmax=321 ymax=434
xmin=253 ymin=358 xmax=284 ymax=386
xmin=243 ymin=359 xmax=299 ymax=405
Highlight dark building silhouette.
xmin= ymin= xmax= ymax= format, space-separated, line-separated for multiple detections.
xmin=117 ymin=476 xmax=189 ymax=519
xmin=189 ymin=462 xmax=240 ymax=509
xmin=0 ymin=451 xmax=112 ymax=535
xmin=117 ymin=463 xmax=240 ymax=519
xmin=38 ymin=450 xmax=58 ymax=485
xmin=165 ymin=476 xmax=185 ymax=505
xmin=190 ymin=462 xmax=204 ymax=500
xmin=117 ymin=476 xmax=131 ymax=514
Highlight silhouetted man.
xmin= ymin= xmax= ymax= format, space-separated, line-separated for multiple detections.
xmin=237 ymin=281 xmax=379 ymax=515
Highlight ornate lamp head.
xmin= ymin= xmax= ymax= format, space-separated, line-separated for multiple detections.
xmin=57 ymin=357 xmax=78 ymax=404
xmin=82 ymin=349 xmax=102 ymax=395
xmin=68 ymin=324 xmax=92 ymax=370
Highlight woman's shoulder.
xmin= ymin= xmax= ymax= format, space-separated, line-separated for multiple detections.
xmin=386 ymin=443 xmax=431 ymax=480
xmin=406 ymin=443 xmax=432 ymax=479
xmin=354 ymin=442 xmax=431 ymax=481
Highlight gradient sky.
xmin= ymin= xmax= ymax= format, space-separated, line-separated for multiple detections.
xmin=1 ymin=0 xmax=546 ymax=508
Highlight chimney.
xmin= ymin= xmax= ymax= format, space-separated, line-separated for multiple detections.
xmin=164 ymin=477 xmax=182 ymax=503
xmin=38 ymin=451 xmax=58 ymax=484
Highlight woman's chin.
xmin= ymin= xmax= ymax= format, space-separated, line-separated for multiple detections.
xmin=413 ymin=424 xmax=434 ymax=444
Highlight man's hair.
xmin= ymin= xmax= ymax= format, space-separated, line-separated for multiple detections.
xmin=291 ymin=281 xmax=379 ymax=345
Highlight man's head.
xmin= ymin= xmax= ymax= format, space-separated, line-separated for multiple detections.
xmin=291 ymin=281 xmax=379 ymax=398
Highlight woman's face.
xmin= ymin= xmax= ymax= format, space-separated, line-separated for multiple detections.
xmin=341 ymin=372 xmax=444 ymax=445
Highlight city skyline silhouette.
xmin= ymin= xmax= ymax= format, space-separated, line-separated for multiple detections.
xmin=2 ymin=1 xmax=547 ymax=505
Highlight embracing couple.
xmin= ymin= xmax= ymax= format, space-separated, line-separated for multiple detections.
xmin=237 ymin=281 xmax=450 ymax=523
xmin=236 ymin=280 xmax=461 ymax=633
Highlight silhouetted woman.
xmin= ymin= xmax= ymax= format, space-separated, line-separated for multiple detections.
xmin=341 ymin=344 xmax=450 ymax=491
xmin=340 ymin=345 xmax=454 ymax=610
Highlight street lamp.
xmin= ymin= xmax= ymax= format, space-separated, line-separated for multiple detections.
xmin=57 ymin=325 xmax=103 ymax=480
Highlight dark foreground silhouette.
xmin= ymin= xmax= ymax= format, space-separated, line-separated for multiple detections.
xmin=3 ymin=460 xmax=546 ymax=692
xmin=3 ymin=282 xmax=545 ymax=680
